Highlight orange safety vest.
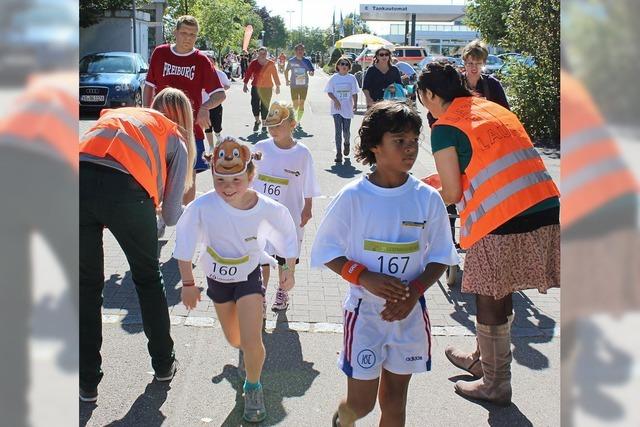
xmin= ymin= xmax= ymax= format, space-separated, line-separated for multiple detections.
xmin=561 ymin=71 xmax=638 ymax=228
xmin=0 ymin=72 xmax=78 ymax=170
xmin=434 ymin=97 xmax=560 ymax=249
xmin=79 ymin=107 xmax=181 ymax=207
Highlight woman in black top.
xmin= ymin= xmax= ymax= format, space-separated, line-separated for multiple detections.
xmin=427 ymin=40 xmax=509 ymax=127
xmin=362 ymin=47 xmax=402 ymax=108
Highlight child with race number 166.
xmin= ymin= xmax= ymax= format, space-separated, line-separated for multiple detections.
xmin=253 ymin=102 xmax=321 ymax=314
xmin=310 ymin=101 xmax=459 ymax=427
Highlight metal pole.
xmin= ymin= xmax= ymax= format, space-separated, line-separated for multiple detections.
xmin=299 ymin=0 xmax=303 ymax=31
xmin=410 ymin=13 xmax=416 ymax=45
xmin=132 ymin=0 xmax=137 ymax=53
xmin=286 ymin=10 xmax=294 ymax=31
xmin=404 ymin=20 xmax=409 ymax=45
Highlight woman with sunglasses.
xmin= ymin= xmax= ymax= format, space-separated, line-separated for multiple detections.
xmin=362 ymin=47 xmax=402 ymax=108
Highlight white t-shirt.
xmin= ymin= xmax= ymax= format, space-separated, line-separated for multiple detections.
xmin=201 ymin=69 xmax=231 ymax=102
xmin=324 ymin=73 xmax=359 ymax=119
xmin=173 ymin=190 xmax=298 ymax=282
xmin=252 ymin=138 xmax=321 ymax=246
xmin=310 ymin=175 xmax=459 ymax=303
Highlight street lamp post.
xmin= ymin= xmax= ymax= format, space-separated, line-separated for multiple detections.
xmin=260 ymin=30 xmax=265 ymax=47
xmin=286 ymin=9 xmax=294 ymax=31
xmin=298 ymin=0 xmax=303 ymax=31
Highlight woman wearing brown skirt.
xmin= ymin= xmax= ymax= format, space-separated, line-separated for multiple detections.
xmin=416 ymin=62 xmax=560 ymax=405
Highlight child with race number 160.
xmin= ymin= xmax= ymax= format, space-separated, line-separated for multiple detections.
xmin=173 ymin=137 xmax=298 ymax=423
xmin=310 ymin=101 xmax=459 ymax=427
xmin=253 ymin=102 xmax=321 ymax=314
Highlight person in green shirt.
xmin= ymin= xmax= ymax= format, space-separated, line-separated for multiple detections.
xmin=416 ymin=61 xmax=560 ymax=406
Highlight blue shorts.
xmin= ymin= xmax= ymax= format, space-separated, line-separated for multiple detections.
xmin=194 ymin=139 xmax=209 ymax=172
xmin=206 ymin=266 xmax=265 ymax=304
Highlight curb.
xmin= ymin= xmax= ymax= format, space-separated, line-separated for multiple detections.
xmin=102 ymin=315 xmax=560 ymax=337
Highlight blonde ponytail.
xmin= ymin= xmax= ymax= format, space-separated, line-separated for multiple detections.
xmin=151 ymin=88 xmax=196 ymax=193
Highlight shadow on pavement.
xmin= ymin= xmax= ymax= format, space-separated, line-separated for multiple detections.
xmin=102 ymin=242 xmax=181 ymax=335
xmin=439 ymin=274 xmax=555 ymax=371
xmin=447 ymin=390 xmax=533 ymax=426
xmin=239 ymin=129 xmax=268 ymax=145
xmin=563 ymin=320 xmax=632 ymax=424
xmin=211 ymin=313 xmax=320 ymax=426
xmin=324 ymin=158 xmax=363 ymax=178
xmin=102 ymin=381 xmax=171 ymax=427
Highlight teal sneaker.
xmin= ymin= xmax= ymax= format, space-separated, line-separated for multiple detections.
xmin=243 ymin=386 xmax=267 ymax=422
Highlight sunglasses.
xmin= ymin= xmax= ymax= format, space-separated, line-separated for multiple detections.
xmin=378 ymin=53 xmax=390 ymax=57
xmin=338 ymin=62 xmax=350 ymax=66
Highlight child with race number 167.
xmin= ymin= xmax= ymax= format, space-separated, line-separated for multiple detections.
xmin=310 ymin=101 xmax=459 ymax=427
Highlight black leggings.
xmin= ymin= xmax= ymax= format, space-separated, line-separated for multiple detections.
xmin=205 ymin=105 xmax=223 ymax=134
xmin=251 ymin=86 xmax=272 ymax=120
xmin=476 ymin=294 xmax=513 ymax=325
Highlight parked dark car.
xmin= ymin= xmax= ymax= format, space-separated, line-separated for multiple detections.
xmin=79 ymin=52 xmax=148 ymax=111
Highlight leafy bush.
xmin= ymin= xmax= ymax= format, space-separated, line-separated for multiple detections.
xmin=503 ymin=63 xmax=559 ymax=146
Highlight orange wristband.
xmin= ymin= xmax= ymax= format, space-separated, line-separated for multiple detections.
xmin=182 ymin=280 xmax=195 ymax=287
xmin=341 ymin=261 xmax=367 ymax=286
xmin=409 ymin=278 xmax=427 ymax=294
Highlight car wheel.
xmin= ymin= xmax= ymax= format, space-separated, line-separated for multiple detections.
xmin=134 ymin=90 xmax=142 ymax=107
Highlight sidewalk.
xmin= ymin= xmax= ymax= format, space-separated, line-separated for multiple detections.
xmin=92 ymin=67 xmax=561 ymax=336
xmin=81 ymin=323 xmax=559 ymax=426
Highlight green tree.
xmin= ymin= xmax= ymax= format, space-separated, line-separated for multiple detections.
xmin=503 ymin=0 xmax=560 ymax=144
xmin=289 ymin=27 xmax=332 ymax=53
xmin=80 ymin=0 xmax=150 ymax=28
xmin=192 ymin=0 xmax=261 ymax=53
xmin=465 ymin=0 xmax=560 ymax=145
xmin=255 ymin=7 xmax=288 ymax=50
xmin=464 ymin=0 xmax=511 ymax=45
xmin=342 ymin=13 xmax=370 ymax=36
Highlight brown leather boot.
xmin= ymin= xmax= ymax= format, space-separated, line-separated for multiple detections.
xmin=454 ymin=321 xmax=512 ymax=406
xmin=444 ymin=337 xmax=483 ymax=378
xmin=444 ymin=315 xmax=512 ymax=379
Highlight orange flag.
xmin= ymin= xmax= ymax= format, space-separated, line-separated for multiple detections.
xmin=242 ymin=25 xmax=253 ymax=52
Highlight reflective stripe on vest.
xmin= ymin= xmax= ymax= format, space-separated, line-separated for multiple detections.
xmin=461 ymin=170 xmax=554 ymax=238
xmin=457 ymin=147 xmax=542 ymax=211
xmin=563 ymin=126 xmax=610 ymax=156
xmin=0 ymin=86 xmax=78 ymax=170
xmin=434 ymin=96 xmax=560 ymax=248
xmin=100 ymin=112 xmax=166 ymax=198
xmin=79 ymin=108 xmax=177 ymax=206
xmin=560 ymin=71 xmax=638 ymax=227
xmin=563 ymin=156 xmax=629 ymax=195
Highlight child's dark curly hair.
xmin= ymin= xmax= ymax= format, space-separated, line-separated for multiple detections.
xmin=355 ymin=101 xmax=422 ymax=165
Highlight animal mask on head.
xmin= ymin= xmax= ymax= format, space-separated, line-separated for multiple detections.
xmin=213 ymin=138 xmax=252 ymax=176
xmin=264 ymin=102 xmax=292 ymax=127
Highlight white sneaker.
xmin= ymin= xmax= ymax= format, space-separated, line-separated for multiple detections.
xmin=271 ymin=288 xmax=289 ymax=312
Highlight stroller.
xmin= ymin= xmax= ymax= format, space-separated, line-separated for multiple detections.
xmin=383 ymin=83 xmax=409 ymax=102
xmin=422 ymin=173 xmax=463 ymax=286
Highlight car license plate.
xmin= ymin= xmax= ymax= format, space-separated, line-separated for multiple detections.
xmin=80 ymin=95 xmax=105 ymax=103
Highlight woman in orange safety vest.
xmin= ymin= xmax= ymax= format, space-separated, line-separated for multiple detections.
xmin=416 ymin=62 xmax=560 ymax=405
xmin=78 ymin=87 xmax=195 ymax=402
